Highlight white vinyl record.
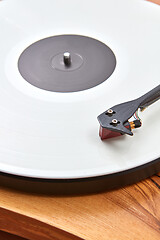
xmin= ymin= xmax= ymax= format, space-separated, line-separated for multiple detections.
xmin=0 ymin=0 xmax=159 ymax=179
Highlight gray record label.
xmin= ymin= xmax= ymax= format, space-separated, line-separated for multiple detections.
xmin=18 ymin=35 xmax=116 ymax=92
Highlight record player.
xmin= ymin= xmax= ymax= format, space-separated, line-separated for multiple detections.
xmin=0 ymin=0 xmax=159 ymax=193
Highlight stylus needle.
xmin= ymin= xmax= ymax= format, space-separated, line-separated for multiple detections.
xmin=97 ymin=84 xmax=160 ymax=140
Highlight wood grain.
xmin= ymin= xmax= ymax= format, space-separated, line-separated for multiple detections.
xmin=0 ymin=230 xmax=28 ymax=240
xmin=0 ymin=0 xmax=159 ymax=240
xmin=0 ymin=174 xmax=160 ymax=240
xmin=147 ymin=0 xmax=160 ymax=5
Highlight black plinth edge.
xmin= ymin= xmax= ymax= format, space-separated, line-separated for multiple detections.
xmin=0 ymin=158 xmax=159 ymax=195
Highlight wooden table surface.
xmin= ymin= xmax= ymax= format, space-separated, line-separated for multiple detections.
xmin=0 ymin=173 xmax=160 ymax=240
xmin=0 ymin=1 xmax=160 ymax=240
